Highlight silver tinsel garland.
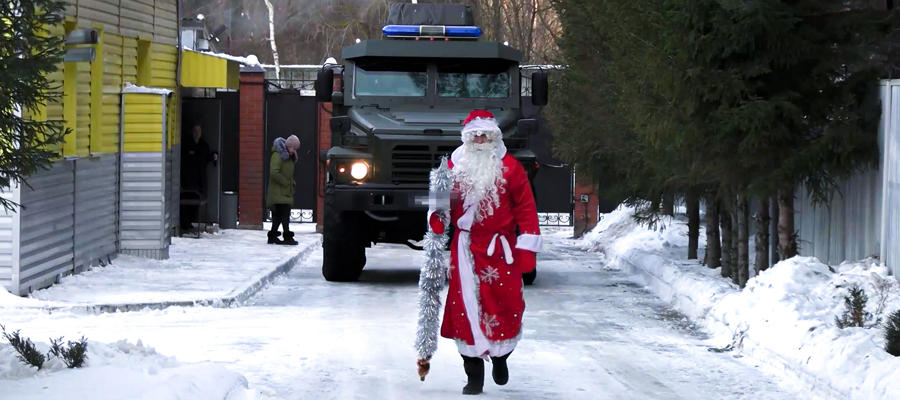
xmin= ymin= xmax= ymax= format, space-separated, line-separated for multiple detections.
xmin=415 ymin=156 xmax=453 ymax=381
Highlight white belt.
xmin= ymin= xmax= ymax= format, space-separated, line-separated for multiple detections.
xmin=486 ymin=233 xmax=514 ymax=265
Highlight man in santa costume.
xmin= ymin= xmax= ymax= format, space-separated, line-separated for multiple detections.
xmin=428 ymin=110 xmax=542 ymax=395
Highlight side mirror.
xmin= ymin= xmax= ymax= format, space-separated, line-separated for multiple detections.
xmin=330 ymin=116 xmax=351 ymax=135
xmin=316 ymin=68 xmax=335 ymax=102
xmin=517 ymin=119 xmax=539 ymax=136
xmin=531 ymin=72 xmax=548 ymax=106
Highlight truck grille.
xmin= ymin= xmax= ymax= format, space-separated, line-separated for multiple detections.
xmin=391 ymin=144 xmax=457 ymax=183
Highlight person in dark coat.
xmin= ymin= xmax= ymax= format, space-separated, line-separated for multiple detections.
xmin=180 ymin=125 xmax=217 ymax=232
xmin=266 ymin=135 xmax=300 ymax=245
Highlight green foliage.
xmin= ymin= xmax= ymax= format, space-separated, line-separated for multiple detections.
xmin=885 ymin=310 xmax=900 ymax=357
xmin=548 ymin=0 xmax=895 ymax=228
xmin=835 ymin=284 xmax=874 ymax=329
xmin=0 ymin=0 xmax=70 ymax=212
xmin=1 ymin=323 xmax=46 ymax=370
xmin=49 ymin=336 xmax=89 ymax=368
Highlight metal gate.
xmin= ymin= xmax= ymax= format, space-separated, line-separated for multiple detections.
xmin=263 ymin=86 xmax=319 ymax=223
xmin=522 ymin=102 xmax=573 ymax=226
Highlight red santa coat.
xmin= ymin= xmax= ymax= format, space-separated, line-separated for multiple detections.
xmin=435 ymin=146 xmax=542 ymax=359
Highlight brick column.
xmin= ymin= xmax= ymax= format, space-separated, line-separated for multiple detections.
xmin=573 ymin=167 xmax=600 ymax=238
xmin=238 ymin=67 xmax=265 ymax=230
xmin=316 ymin=73 xmax=341 ymax=233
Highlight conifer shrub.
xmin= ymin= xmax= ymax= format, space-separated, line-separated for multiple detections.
xmin=884 ymin=310 xmax=900 ymax=357
xmin=835 ymin=284 xmax=875 ymax=329
xmin=49 ymin=336 xmax=89 ymax=368
xmin=1 ymin=324 xmax=46 ymax=370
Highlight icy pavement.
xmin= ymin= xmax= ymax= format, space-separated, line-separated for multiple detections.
xmin=0 ymin=227 xmax=805 ymax=399
xmin=27 ymin=224 xmax=320 ymax=308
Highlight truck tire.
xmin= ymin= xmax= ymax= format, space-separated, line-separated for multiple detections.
xmin=523 ymin=268 xmax=537 ymax=285
xmin=322 ymin=182 xmax=367 ymax=282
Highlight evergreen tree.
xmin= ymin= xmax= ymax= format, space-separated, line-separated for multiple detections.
xmin=550 ymin=0 xmax=894 ymax=276
xmin=1 ymin=0 xmax=69 ymax=212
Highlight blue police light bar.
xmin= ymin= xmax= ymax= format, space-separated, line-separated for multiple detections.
xmin=382 ymin=25 xmax=482 ymax=39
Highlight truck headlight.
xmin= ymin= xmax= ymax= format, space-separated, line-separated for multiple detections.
xmin=350 ymin=162 xmax=369 ymax=180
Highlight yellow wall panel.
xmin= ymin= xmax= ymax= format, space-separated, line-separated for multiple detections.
xmin=102 ymin=33 xmax=124 ymax=153
xmin=150 ymin=77 xmax=176 ymax=89
xmin=75 ymin=60 xmax=91 ymax=157
xmin=122 ymin=93 xmax=164 ymax=152
xmin=180 ymin=50 xmax=239 ymax=89
xmin=102 ymin=95 xmax=120 ymax=152
xmin=124 ymin=113 xmax=162 ymax=124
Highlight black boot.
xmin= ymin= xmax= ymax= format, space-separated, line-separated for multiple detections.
xmin=461 ymin=355 xmax=484 ymax=395
xmin=280 ymin=231 xmax=299 ymax=245
xmin=267 ymin=231 xmax=282 ymax=244
xmin=490 ymin=351 xmax=512 ymax=386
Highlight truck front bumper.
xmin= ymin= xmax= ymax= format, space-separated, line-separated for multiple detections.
xmin=332 ymin=184 xmax=431 ymax=212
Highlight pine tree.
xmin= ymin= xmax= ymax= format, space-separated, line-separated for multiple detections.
xmin=550 ymin=0 xmax=894 ymax=278
xmin=885 ymin=310 xmax=900 ymax=357
xmin=704 ymin=196 xmax=721 ymax=269
xmin=1 ymin=0 xmax=69 ymax=212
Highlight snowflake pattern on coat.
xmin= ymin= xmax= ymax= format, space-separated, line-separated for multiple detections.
xmin=479 ymin=266 xmax=500 ymax=284
xmin=482 ymin=313 xmax=500 ymax=337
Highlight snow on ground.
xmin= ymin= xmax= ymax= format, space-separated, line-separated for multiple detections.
xmin=0 ymin=337 xmax=257 ymax=400
xmin=0 ymin=228 xmax=806 ymax=400
xmin=582 ymin=205 xmax=900 ymax=400
xmin=28 ymin=225 xmax=319 ymax=306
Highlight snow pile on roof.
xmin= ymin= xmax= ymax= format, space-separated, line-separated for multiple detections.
xmin=122 ymin=83 xmax=172 ymax=95
xmin=0 ymin=337 xmax=257 ymax=399
xmin=184 ymin=48 xmax=260 ymax=66
xmin=581 ymin=205 xmax=900 ymax=400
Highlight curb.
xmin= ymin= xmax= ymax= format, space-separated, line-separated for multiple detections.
xmin=42 ymin=236 xmax=322 ymax=315
xmin=615 ymin=249 xmax=852 ymax=400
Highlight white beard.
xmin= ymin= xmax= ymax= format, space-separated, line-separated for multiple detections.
xmin=453 ymin=141 xmax=506 ymax=222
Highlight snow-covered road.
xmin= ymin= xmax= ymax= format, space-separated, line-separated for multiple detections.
xmin=1 ymin=228 xmax=805 ymax=399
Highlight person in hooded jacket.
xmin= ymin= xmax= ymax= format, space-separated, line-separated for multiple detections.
xmin=266 ymin=135 xmax=300 ymax=245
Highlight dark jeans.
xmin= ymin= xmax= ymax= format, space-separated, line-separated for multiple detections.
xmin=270 ymin=204 xmax=292 ymax=234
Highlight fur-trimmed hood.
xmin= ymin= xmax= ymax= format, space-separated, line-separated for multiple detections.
xmin=272 ymin=137 xmax=296 ymax=162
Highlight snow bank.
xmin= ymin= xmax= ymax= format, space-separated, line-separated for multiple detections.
xmin=28 ymin=226 xmax=320 ymax=309
xmin=0 ymin=338 xmax=258 ymax=399
xmin=1 ymin=286 xmax=65 ymax=310
xmin=582 ymin=205 xmax=900 ymax=400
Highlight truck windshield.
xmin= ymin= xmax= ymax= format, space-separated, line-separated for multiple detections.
xmin=354 ymin=61 xmax=427 ymax=97
xmin=437 ymin=61 xmax=510 ymax=98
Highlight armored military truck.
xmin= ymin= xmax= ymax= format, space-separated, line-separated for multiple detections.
xmin=314 ymin=3 xmax=548 ymax=283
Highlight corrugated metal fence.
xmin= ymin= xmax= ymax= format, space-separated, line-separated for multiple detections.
xmin=795 ymin=80 xmax=899 ymax=277
xmin=5 ymin=91 xmax=178 ymax=295
xmin=16 ymin=155 xmax=119 ymax=294
xmin=881 ymin=81 xmax=900 ymax=276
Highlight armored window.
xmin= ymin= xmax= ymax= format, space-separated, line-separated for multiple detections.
xmin=354 ymin=60 xmax=427 ymax=97
xmin=436 ymin=60 xmax=510 ymax=98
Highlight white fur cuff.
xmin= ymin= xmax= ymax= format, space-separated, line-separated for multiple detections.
xmin=515 ymin=234 xmax=543 ymax=253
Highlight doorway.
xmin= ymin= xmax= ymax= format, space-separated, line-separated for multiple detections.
xmin=182 ymin=98 xmax=222 ymax=224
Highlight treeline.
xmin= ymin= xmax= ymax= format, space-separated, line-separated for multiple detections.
xmin=547 ymin=0 xmax=900 ymax=287
xmin=182 ymin=0 xmax=559 ymax=65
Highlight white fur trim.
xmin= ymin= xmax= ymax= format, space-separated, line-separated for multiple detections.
xmin=515 ymin=234 xmax=543 ymax=253
xmin=461 ymin=118 xmax=501 ymax=140
xmin=457 ymin=339 xmax=517 ymax=359
xmin=457 ymin=231 xmax=492 ymax=358
xmin=450 ymin=141 xmax=508 ymax=166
